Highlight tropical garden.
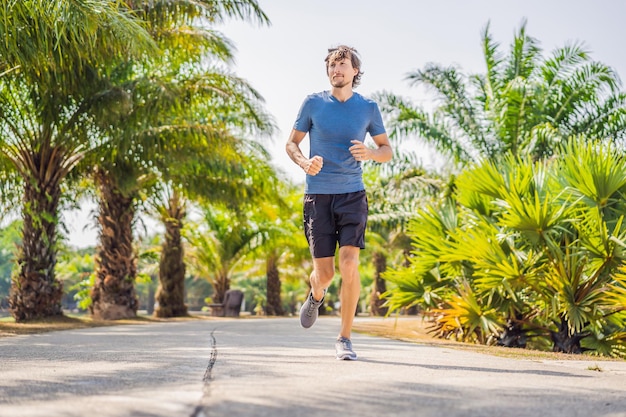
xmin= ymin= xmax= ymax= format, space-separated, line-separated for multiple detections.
xmin=378 ymin=21 xmax=626 ymax=357
xmin=0 ymin=2 xmax=624 ymax=359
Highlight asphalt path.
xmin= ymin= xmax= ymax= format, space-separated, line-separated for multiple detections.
xmin=1 ymin=316 xmax=625 ymax=417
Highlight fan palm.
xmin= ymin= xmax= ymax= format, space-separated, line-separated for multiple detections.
xmin=384 ymin=138 xmax=626 ymax=357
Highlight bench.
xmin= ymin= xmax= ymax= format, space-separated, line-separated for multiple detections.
xmin=207 ymin=289 xmax=244 ymax=317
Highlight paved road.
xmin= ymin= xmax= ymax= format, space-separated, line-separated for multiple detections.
xmin=1 ymin=317 xmax=625 ymax=417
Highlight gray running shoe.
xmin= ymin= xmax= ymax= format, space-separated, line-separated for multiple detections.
xmin=299 ymin=289 xmax=326 ymax=328
xmin=335 ymin=336 xmax=357 ymax=360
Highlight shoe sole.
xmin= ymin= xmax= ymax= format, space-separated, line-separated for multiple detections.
xmin=336 ymin=354 xmax=357 ymax=361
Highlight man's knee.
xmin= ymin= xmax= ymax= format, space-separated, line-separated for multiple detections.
xmin=339 ymin=256 xmax=358 ymax=272
xmin=316 ymin=265 xmax=335 ymax=282
xmin=313 ymin=258 xmax=335 ymax=284
xmin=339 ymin=247 xmax=360 ymax=275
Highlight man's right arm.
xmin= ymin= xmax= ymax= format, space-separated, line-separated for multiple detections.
xmin=286 ymin=129 xmax=323 ymax=176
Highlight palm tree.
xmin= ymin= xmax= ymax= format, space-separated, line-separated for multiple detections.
xmin=0 ymin=0 xmax=154 ymax=321
xmin=152 ymin=188 xmax=187 ymax=318
xmin=185 ymin=204 xmax=268 ymax=304
xmin=239 ymin=181 xmax=308 ymax=316
xmin=85 ymin=0 xmax=272 ymax=319
xmin=149 ymin=0 xmax=272 ymax=319
xmin=377 ymin=19 xmax=626 ymax=165
xmin=151 ymin=140 xmax=277 ymax=317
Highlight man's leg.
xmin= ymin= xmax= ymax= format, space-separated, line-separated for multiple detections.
xmin=300 ymin=256 xmax=335 ymax=328
xmin=337 ymin=245 xmax=361 ymax=339
xmin=310 ymin=256 xmax=335 ymax=301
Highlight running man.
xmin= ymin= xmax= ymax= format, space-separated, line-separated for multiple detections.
xmin=285 ymin=45 xmax=392 ymax=360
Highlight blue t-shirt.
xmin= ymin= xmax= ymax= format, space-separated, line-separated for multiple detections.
xmin=293 ymin=91 xmax=386 ymax=194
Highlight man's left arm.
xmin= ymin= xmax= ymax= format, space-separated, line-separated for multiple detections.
xmin=369 ymin=133 xmax=392 ymax=163
xmin=349 ymin=133 xmax=392 ymax=163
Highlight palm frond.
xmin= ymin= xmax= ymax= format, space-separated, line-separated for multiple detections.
xmin=375 ymin=91 xmax=473 ymax=163
xmin=557 ymin=138 xmax=626 ymax=210
xmin=408 ymin=64 xmax=489 ymax=157
xmin=480 ymin=21 xmax=505 ymax=98
xmin=431 ymin=280 xmax=502 ymax=344
xmin=503 ymin=19 xmax=541 ymax=82
xmin=540 ymin=42 xmax=589 ymax=87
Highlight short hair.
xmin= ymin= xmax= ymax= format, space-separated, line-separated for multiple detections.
xmin=325 ymin=45 xmax=363 ymax=88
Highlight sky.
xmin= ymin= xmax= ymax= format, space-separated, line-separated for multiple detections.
xmin=216 ymin=0 xmax=626 ymax=181
xmin=64 ymin=0 xmax=626 ymax=248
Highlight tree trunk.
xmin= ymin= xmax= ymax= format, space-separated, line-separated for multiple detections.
xmin=265 ymin=252 xmax=284 ymax=316
xmin=550 ymin=317 xmax=589 ymax=354
xmin=90 ymin=172 xmax=138 ymax=320
xmin=213 ymin=272 xmax=230 ymax=305
xmin=370 ymin=251 xmax=388 ymax=316
xmin=496 ymin=315 xmax=528 ymax=348
xmin=9 ymin=163 xmax=64 ymax=322
xmin=154 ymin=195 xmax=188 ymax=318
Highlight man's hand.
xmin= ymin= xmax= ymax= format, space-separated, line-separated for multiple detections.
xmin=301 ymin=155 xmax=323 ymax=175
xmin=349 ymin=140 xmax=371 ymax=162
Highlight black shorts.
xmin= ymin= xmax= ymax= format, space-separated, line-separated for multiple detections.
xmin=303 ymin=190 xmax=368 ymax=259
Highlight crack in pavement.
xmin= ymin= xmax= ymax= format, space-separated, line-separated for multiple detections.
xmin=191 ymin=329 xmax=218 ymax=417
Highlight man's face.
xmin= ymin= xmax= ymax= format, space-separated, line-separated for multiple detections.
xmin=327 ymin=57 xmax=358 ymax=88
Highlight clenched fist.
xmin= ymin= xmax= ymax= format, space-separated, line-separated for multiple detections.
xmin=301 ymin=155 xmax=323 ymax=176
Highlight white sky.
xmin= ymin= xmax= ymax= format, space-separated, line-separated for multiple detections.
xmin=65 ymin=0 xmax=626 ymax=248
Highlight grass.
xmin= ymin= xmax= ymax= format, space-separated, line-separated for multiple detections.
xmin=0 ymin=312 xmax=202 ymax=337
xmin=587 ymin=364 xmax=603 ymax=372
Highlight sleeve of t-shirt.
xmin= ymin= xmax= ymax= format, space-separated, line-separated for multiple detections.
xmin=293 ymin=96 xmax=312 ymax=132
xmin=368 ymin=102 xmax=386 ymax=137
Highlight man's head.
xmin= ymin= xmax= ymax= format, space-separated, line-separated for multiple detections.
xmin=325 ymin=45 xmax=363 ymax=88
